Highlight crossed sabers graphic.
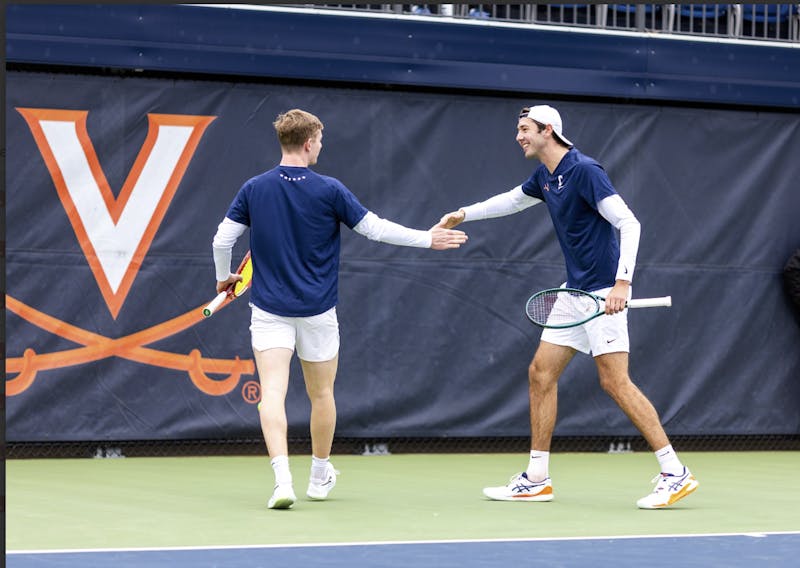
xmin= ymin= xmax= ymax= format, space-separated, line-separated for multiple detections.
xmin=6 ymin=294 xmax=255 ymax=396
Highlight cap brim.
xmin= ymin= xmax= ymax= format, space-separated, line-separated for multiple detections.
xmin=553 ymin=131 xmax=573 ymax=147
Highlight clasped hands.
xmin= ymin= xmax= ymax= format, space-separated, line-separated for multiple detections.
xmin=429 ymin=209 xmax=468 ymax=250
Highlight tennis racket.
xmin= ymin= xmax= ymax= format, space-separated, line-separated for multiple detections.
xmin=203 ymin=251 xmax=253 ymax=317
xmin=525 ymin=287 xmax=671 ymax=329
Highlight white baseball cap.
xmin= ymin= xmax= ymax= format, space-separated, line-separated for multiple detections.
xmin=519 ymin=105 xmax=573 ymax=147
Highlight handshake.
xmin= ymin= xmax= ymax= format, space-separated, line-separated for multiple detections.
xmin=429 ymin=209 xmax=468 ymax=250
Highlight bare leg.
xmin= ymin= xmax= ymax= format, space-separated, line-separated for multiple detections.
xmin=528 ymin=341 xmax=576 ymax=451
xmin=594 ymin=352 xmax=669 ymax=450
xmin=253 ymin=347 xmax=294 ymax=457
xmin=300 ymin=354 xmax=339 ymax=459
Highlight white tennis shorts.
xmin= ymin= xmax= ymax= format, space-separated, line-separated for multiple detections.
xmin=539 ymin=285 xmax=630 ymax=356
xmin=249 ymin=304 xmax=340 ymax=362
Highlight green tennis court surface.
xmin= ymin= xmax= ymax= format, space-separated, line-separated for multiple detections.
xmin=7 ymin=452 xmax=798 ymax=551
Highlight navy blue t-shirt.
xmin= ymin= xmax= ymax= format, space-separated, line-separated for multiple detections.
xmin=522 ymin=148 xmax=620 ymax=292
xmin=226 ymin=165 xmax=368 ymax=317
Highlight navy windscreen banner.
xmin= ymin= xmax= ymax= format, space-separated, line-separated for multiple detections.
xmin=6 ymin=70 xmax=800 ymax=442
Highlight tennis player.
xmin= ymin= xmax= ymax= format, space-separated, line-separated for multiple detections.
xmin=436 ymin=104 xmax=698 ymax=509
xmin=213 ymin=109 xmax=468 ymax=510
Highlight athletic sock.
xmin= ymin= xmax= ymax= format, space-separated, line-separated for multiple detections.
xmin=270 ymin=455 xmax=292 ymax=486
xmin=310 ymin=455 xmax=330 ymax=482
xmin=526 ymin=450 xmax=550 ymax=482
xmin=655 ymin=444 xmax=684 ymax=476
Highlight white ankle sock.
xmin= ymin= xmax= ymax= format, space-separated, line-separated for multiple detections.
xmin=655 ymin=444 xmax=684 ymax=476
xmin=526 ymin=450 xmax=550 ymax=481
xmin=311 ymin=455 xmax=330 ymax=482
xmin=271 ymin=455 xmax=292 ymax=486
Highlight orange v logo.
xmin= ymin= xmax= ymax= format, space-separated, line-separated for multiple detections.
xmin=16 ymin=108 xmax=216 ymax=319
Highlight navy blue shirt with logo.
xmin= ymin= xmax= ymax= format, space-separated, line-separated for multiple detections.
xmin=226 ymin=165 xmax=368 ymax=317
xmin=521 ymin=148 xmax=620 ymax=292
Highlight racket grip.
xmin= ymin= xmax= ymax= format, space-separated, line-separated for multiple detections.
xmin=627 ymin=296 xmax=672 ymax=308
xmin=203 ymin=291 xmax=228 ymax=317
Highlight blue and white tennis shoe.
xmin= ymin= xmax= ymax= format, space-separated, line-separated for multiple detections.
xmin=636 ymin=467 xmax=699 ymax=509
xmin=482 ymin=472 xmax=554 ymax=501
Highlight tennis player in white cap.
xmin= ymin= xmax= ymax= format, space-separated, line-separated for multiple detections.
xmin=436 ymin=104 xmax=698 ymax=509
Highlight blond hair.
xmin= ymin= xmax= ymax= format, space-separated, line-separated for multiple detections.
xmin=273 ymin=109 xmax=323 ymax=151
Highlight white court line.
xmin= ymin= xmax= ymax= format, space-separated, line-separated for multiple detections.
xmin=9 ymin=530 xmax=800 ymax=555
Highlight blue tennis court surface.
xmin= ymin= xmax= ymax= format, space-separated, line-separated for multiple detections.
xmin=8 ymin=532 xmax=800 ymax=568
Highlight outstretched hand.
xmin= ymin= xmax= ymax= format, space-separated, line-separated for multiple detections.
xmin=429 ymin=227 xmax=468 ymax=250
xmin=433 ymin=209 xmax=466 ymax=230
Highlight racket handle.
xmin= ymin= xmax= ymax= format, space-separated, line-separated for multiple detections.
xmin=203 ymin=291 xmax=228 ymax=317
xmin=627 ymin=296 xmax=672 ymax=308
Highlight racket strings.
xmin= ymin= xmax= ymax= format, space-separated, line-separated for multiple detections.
xmin=526 ymin=290 xmax=598 ymax=326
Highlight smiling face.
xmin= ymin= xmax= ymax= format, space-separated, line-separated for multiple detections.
xmin=516 ymin=117 xmax=547 ymax=159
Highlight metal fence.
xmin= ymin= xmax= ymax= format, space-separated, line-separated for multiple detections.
xmin=298 ymin=4 xmax=800 ymax=43
xmin=8 ymin=434 xmax=800 ymax=459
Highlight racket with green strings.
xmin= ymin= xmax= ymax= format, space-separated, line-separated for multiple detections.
xmin=525 ymin=287 xmax=671 ymax=329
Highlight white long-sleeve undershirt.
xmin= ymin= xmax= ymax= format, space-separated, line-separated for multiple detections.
xmin=211 ymin=212 xmax=432 ymax=281
xmin=352 ymin=211 xmax=432 ymax=248
xmin=212 ymin=217 xmax=247 ymax=281
xmin=597 ymin=194 xmax=641 ymax=282
xmin=458 ymin=187 xmax=640 ymax=283
xmin=460 ymin=185 xmax=542 ymax=221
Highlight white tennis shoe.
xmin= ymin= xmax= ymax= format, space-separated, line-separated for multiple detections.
xmin=482 ymin=472 xmax=554 ymax=502
xmin=636 ymin=467 xmax=699 ymax=509
xmin=267 ymin=484 xmax=297 ymax=509
xmin=306 ymin=462 xmax=338 ymax=500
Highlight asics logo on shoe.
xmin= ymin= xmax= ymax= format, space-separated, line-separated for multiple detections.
xmin=637 ymin=467 xmax=698 ymax=509
xmin=667 ymin=472 xmax=689 ymax=491
xmin=512 ymin=473 xmax=549 ymax=496
xmin=514 ymin=482 xmax=544 ymax=494
xmin=483 ymin=472 xmax=554 ymax=502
